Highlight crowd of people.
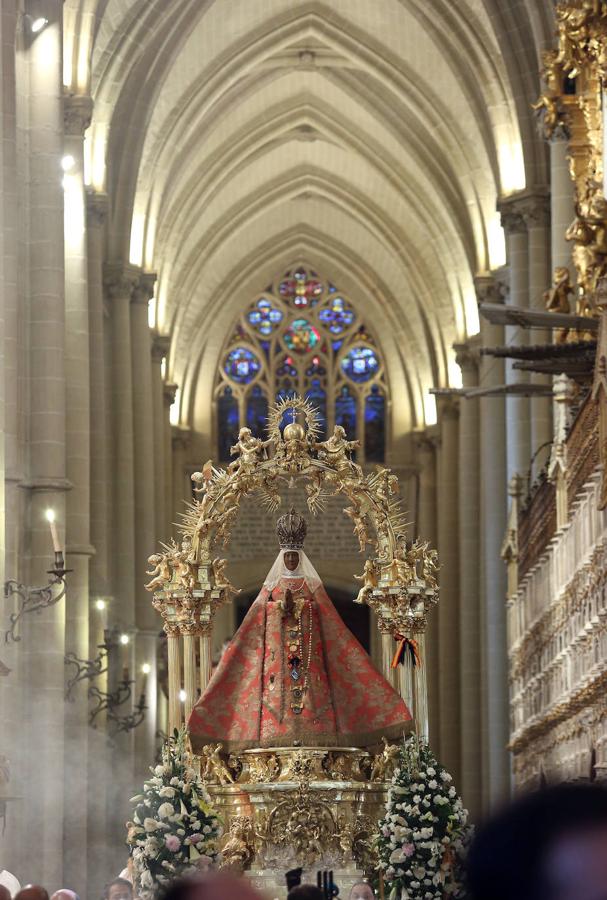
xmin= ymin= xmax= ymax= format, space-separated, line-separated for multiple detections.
xmin=1 ymin=783 xmax=606 ymax=900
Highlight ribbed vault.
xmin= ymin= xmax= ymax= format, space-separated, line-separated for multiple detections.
xmin=64 ymin=0 xmax=553 ymax=438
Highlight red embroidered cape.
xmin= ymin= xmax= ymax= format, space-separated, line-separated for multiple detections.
xmin=188 ymin=579 xmax=412 ymax=751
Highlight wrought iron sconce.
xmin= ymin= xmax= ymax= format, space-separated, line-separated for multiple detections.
xmin=4 ymin=551 xmax=71 ymax=644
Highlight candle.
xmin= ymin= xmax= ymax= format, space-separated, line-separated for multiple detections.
xmin=122 ymin=665 xmax=129 ymax=683
xmin=46 ymin=509 xmax=61 ymax=553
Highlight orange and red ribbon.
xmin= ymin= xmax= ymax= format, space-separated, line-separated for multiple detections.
xmin=391 ymin=635 xmax=422 ymax=669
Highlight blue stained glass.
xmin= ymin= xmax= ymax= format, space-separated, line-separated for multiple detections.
xmin=341 ymin=346 xmax=379 ymax=383
xmin=332 ymin=339 xmax=343 ymax=352
xmin=246 ymin=384 xmax=268 ymax=438
xmin=224 ymin=346 xmax=261 ymax=384
xmin=217 ymin=386 xmax=239 ymax=461
xmin=335 ymin=385 xmax=357 ymax=442
xmin=318 ymin=296 xmax=356 ymax=335
xmin=365 ymin=385 xmax=385 ymax=462
xmin=247 ymin=297 xmax=283 ymax=336
xmin=305 ymin=378 xmax=327 ymax=438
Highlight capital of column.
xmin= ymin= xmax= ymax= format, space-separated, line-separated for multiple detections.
xmin=103 ymin=262 xmax=140 ymax=301
xmin=132 ymin=272 xmax=157 ymax=306
xmin=413 ymin=428 xmax=438 ymax=454
xmin=172 ymin=424 xmax=191 ymax=450
xmin=474 ymin=274 xmax=505 ymax=306
xmin=453 ymin=338 xmax=481 ymax=376
xmin=164 ymin=381 xmax=178 ymax=407
xmin=63 ymin=93 xmax=93 ymax=137
xmin=86 ymin=189 xmax=109 ymax=228
xmin=498 ymin=188 xmax=550 ymax=231
xmin=436 ymin=393 xmax=460 ymax=421
xmin=152 ymin=333 xmax=171 ymax=364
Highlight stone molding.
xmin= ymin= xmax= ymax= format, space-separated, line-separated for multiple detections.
xmin=63 ymin=93 xmax=93 ymax=136
xmin=164 ymin=381 xmax=178 ymax=406
xmin=152 ymin=333 xmax=171 ymax=363
xmin=103 ymin=262 xmax=140 ymax=300
xmin=497 ymin=187 xmax=551 ymax=232
xmin=132 ymin=272 xmax=157 ymax=306
xmin=86 ymin=189 xmax=109 ymax=228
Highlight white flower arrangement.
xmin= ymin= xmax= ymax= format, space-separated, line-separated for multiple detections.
xmin=377 ymin=738 xmax=472 ymax=900
xmin=127 ymin=728 xmax=222 ymax=899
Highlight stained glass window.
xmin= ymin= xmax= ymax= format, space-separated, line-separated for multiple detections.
xmin=341 ymin=346 xmax=379 ymax=383
xmin=217 ymin=387 xmax=239 ymax=461
xmin=336 ymin=385 xmax=357 ymax=441
xmin=223 ymin=347 xmax=261 ymax=384
xmin=283 ymin=319 xmax=320 ymax=354
xmin=247 ymin=297 xmax=283 ymax=336
xmin=318 ymin=296 xmax=356 ymax=335
xmin=365 ymin=385 xmax=386 ymax=462
xmin=216 ymin=267 xmax=386 ymax=462
xmin=246 ymin=385 xmax=268 ymax=437
xmin=279 ymin=267 xmax=323 ymax=307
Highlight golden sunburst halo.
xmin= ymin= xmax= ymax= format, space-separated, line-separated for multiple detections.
xmin=266 ymin=394 xmax=323 ymax=445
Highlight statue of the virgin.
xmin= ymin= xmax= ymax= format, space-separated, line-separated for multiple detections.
xmin=188 ymin=508 xmax=412 ymax=750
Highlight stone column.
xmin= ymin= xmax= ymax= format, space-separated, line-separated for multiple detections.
xmin=104 ymin=264 xmax=138 ymax=623
xmin=131 ymin=272 xmax=158 ymax=778
xmin=414 ymin=433 xmax=439 ymax=750
xmin=164 ymin=383 xmax=177 ymax=537
xmin=63 ymin=93 xmax=94 ymax=894
xmin=524 ymin=194 xmax=552 ymax=476
xmin=152 ymin=334 xmax=170 ymax=544
xmin=454 ymin=341 xmax=482 ymax=820
xmin=550 ymin=135 xmax=575 ymax=272
xmin=87 ymin=191 xmax=110 ymax=602
xmin=476 ymin=275 xmax=510 ymax=808
xmin=23 ymin=2 xmax=68 ymax=888
xmin=498 ymin=201 xmax=530 ymax=481
xmin=172 ymin=425 xmax=191 ymax=528
xmin=436 ymin=396 xmax=460 ymax=783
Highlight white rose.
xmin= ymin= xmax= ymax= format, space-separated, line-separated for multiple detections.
xmin=428 ymin=779 xmax=438 ymax=789
xmin=159 ymin=786 xmax=176 ymax=798
xmin=440 ymin=771 xmax=452 ymax=782
xmin=427 ymin=767 xmax=436 ymax=776
xmin=144 ymin=817 xmax=159 ymax=832
xmin=158 ymin=802 xmax=175 ymax=818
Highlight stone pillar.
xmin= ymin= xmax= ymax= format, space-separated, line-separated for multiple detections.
xmin=23 ymin=2 xmax=68 ymax=888
xmin=499 ymin=202 xmax=530 ymax=481
xmin=131 ymin=272 xmax=158 ymax=778
xmin=436 ymin=396 xmax=460 ymax=783
xmin=87 ymin=191 xmax=110 ymax=602
xmin=152 ymin=334 xmax=170 ymax=544
xmin=104 ymin=264 xmax=138 ymax=624
xmin=550 ymin=135 xmax=575 ymax=272
xmin=63 ymin=93 xmax=93 ymax=894
xmin=164 ymin=383 xmax=177 ymax=537
xmin=414 ymin=433 xmax=439 ymax=751
xmin=172 ymin=425 xmax=191 ymax=527
xmin=454 ymin=341 xmax=482 ymax=820
xmin=476 ymin=275 xmax=510 ymax=808
xmin=524 ymin=194 xmax=552 ymax=476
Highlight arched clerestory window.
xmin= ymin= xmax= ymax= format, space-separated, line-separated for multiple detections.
xmin=215 ymin=266 xmax=387 ymax=464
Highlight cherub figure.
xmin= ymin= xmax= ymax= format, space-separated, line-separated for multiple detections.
xmin=172 ymin=540 xmax=197 ymax=593
xmin=344 ymin=498 xmax=370 ymax=552
xmin=200 ymin=743 xmax=235 ymax=785
xmin=314 ymin=425 xmax=362 ymax=477
xmin=422 ymin=547 xmax=439 ymax=589
xmin=544 ymin=267 xmax=575 ymax=343
xmin=390 ymin=542 xmax=413 ymax=584
xmin=370 ymin=737 xmax=400 ymax=781
xmin=212 ymin=557 xmax=240 ymax=597
xmin=228 ymin=427 xmax=271 ymax=474
xmin=144 ymin=552 xmax=172 ymax=592
xmin=221 ymin=816 xmax=254 ymax=872
xmin=354 ymin=558 xmax=379 ymax=605
xmin=376 ymin=469 xmax=399 ymax=504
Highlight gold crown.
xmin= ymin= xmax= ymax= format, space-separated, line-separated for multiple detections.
xmin=276 ymin=508 xmax=308 ymax=549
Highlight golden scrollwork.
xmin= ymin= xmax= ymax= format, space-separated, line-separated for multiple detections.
xmin=146 ymin=394 xmax=439 ymax=645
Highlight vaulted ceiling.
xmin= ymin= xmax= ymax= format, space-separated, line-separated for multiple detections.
xmin=64 ymin=0 xmax=554 ymax=437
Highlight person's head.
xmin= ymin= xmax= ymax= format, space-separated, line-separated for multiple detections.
xmin=50 ymin=892 xmax=79 ymax=900
xmin=0 ymin=886 xmax=12 ymax=900
xmin=466 ymin=782 xmax=607 ymax=900
xmin=349 ymin=883 xmax=374 ymax=900
xmin=103 ymin=880 xmax=132 ymax=900
xmin=15 ymin=888 xmax=49 ymax=900
xmin=161 ymin=873 xmax=262 ymax=900
xmin=286 ymin=887 xmax=324 ymax=900
xmin=283 ymin=550 xmax=300 ymax=571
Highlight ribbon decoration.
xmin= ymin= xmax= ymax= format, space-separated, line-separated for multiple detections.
xmin=391 ymin=635 xmax=422 ymax=669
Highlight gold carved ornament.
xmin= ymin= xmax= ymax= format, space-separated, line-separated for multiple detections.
xmin=146 ymin=394 xmax=439 ymax=645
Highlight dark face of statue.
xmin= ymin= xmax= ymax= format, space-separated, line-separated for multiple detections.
xmin=283 ymin=550 xmax=300 ymax=571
